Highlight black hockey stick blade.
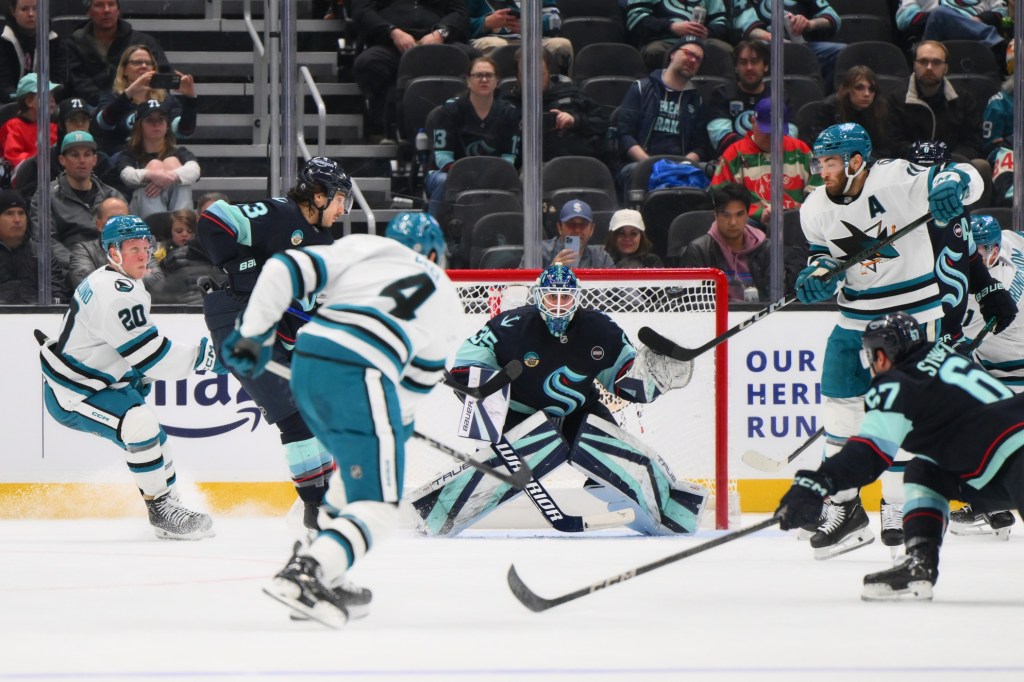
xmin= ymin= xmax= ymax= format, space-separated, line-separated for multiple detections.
xmin=33 ymin=329 xmax=49 ymax=345
xmin=412 ymin=432 xmax=532 ymax=489
xmin=442 ymin=360 xmax=523 ymax=400
xmin=507 ymin=517 xmax=780 ymax=613
xmin=741 ymin=426 xmax=825 ymax=473
xmin=639 ymin=212 xmax=933 ymax=362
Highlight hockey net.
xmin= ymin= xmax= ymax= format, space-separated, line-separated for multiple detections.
xmin=405 ymin=268 xmax=737 ymax=530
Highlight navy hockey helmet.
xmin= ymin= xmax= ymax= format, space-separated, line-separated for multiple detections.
xmin=907 ymin=139 xmax=951 ymax=167
xmin=532 ymin=264 xmax=579 ymax=337
xmin=970 ymin=214 xmax=1003 ymax=248
xmin=298 ymin=156 xmax=353 ymax=212
xmin=812 ymin=122 xmax=873 ymax=168
xmin=386 ymin=212 xmax=447 ymax=267
xmin=862 ymin=312 xmax=925 ymax=366
xmin=101 ymin=214 xmax=153 ymax=252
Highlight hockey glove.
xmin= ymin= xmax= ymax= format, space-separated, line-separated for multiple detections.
xmin=193 ymin=336 xmax=228 ymax=374
xmin=124 ymin=369 xmax=153 ymax=398
xmin=775 ymin=469 xmax=834 ymax=531
xmin=927 ymin=167 xmax=970 ymax=226
xmin=220 ymin=327 xmax=273 ymax=377
xmin=795 ymin=256 xmax=844 ymax=304
xmin=976 ymin=281 xmax=1018 ymax=334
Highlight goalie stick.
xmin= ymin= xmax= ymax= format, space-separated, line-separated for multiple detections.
xmin=639 ymin=212 xmax=934 ymax=362
xmin=263 ymin=360 xmax=533 ymax=489
xmin=441 ymin=360 xmax=524 ymax=400
xmin=508 ymin=516 xmax=779 ymax=612
xmin=741 ymin=427 xmax=824 ymax=473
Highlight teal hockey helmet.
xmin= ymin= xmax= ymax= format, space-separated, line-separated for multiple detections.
xmin=532 ymin=264 xmax=579 ymax=337
xmin=862 ymin=312 xmax=925 ymax=366
xmin=385 ymin=212 xmax=446 ymax=266
xmin=101 ymin=214 xmax=153 ymax=252
xmin=970 ymin=214 xmax=1003 ymax=248
xmin=812 ymin=122 xmax=873 ymax=167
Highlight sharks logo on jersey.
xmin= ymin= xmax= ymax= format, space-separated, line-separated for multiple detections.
xmin=114 ymin=279 xmax=134 ymax=292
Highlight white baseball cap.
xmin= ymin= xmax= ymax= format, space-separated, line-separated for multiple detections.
xmin=609 ymin=209 xmax=645 ymax=233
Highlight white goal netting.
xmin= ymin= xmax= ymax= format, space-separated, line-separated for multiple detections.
xmin=404 ymin=268 xmax=737 ymax=529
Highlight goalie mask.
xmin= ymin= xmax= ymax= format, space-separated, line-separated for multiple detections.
xmin=862 ymin=312 xmax=925 ymax=368
xmin=532 ymin=264 xmax=579 ymax=337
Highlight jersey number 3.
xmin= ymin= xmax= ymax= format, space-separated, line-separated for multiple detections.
xmin=381 ymin=273 xmax=435 ymax=320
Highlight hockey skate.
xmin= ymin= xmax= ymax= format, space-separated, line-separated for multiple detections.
xmin=263 ymin=550 xmax=349 ymax=629
xmin=880 ymin=499 xmax=904 ymax=558
xmin=145 ymin=494 xmax=214 ymax=540
xmin=862 ymin=545 xmax=938 ymax=601
xmin=949 ymin=505 xmax=1015 ymax=540
xmin=282 ymin=543 xmax=373 ymax=622
xmin=796 ymin=506 xmax=827 ymax=542
xmin=810 ymin=498 xmax=874 ymax=560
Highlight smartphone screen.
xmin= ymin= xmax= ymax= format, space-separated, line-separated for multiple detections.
xmin=564 ymin=235 xmax=580 ymax=254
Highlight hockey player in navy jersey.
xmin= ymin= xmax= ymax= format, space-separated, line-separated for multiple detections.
xmin=220 ymin=220 xmax=462 ymax=629
xmin=38 ymin=215 xmax=221 ymax=540
xmin=776 ymin=311 xmax=1024 ymax=601
xmin=794 ymin=123 xmax=1016 ymax=559
xmin=196 ymin=157 xmax=352 ymax=530
xmin=410 ymin=264 xmax=707 ymax=537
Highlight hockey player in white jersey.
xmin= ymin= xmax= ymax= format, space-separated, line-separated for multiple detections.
xmin=37 ymin=215 xmax=221 ymax=540
xmin=220 ymin=225 xmax=462 ymax=629
xmin=795 ymin=123 xmax=1016 ymax=559
xmin=954 ymin=213 xmax=1023 ymax=537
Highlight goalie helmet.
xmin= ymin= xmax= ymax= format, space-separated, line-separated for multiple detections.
xmin=386 ymin=212 xmax=447 ymax=267
xmin=862 ymin=312 xmax=925 ymax=366
xmin=297 ymin=156 xmax=353 ymax=212
xmin=907 ymin=140 xmax=951 ymax=167
xmin=813 ymin=122 xmax=873 ymax=166
xmin=532 ymin=264 xmax=579 ymax=337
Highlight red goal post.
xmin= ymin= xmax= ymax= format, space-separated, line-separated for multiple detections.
xmin=409 ymin=267 xmax=733 ymax=529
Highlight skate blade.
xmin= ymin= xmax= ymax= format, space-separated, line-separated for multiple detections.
xmin=796 ymin=528 xmax=815 ymax=541
xmin=994 ymin=526 xmax=1011 ymax=541
xmin=861 ymin=579 xmax=933 ymax=602
xmin=263 ymin=581 xmax=348 ymax=630
xmin=950 ymin=523 xmax=1007 ymax=538
xmin=290 ymin=602 xmax=369 ymax=622
xmin=152 ymin=526 xmax=215 ymax=541
xmin=813 ymin=529 xmax=875 ymax=560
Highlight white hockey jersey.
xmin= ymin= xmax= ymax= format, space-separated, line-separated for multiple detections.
xmin=963 ymin=229 xmax=1024 ymax=391
xmin=800 ymin=159 xmax=983 ymax=330
xmin=40 ymin=266 xmax=202 ymax=408
xmin=238 ymin=235 xmax=463 ymax=418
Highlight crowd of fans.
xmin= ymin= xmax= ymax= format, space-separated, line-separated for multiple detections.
xmin=1 ymin=0 xmax=1020 ymax=307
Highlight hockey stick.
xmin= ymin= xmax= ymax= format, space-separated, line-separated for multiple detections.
xmin=263 ymin=360 xmax=533 ymax=489
xmin=487 ymin=436 xmax=636 ymax=532
xmin=741 ymin=427 xmax=825 ymax=473
xmin=441 ymin=360 xmax=524 ymax=400
xmin=639 ymin=212 xmax=934 ymax=362
xmin=508 ymin=516 xmax=780 ymax=612
xmin=958 ymin=318 xmax=995 ymax=354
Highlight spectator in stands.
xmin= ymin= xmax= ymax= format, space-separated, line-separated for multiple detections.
xmin=706 ymin=39 xmax=798 ymax=158
xmin=711 ymin=97 xmax=820 ymax=227
xmin=0 ymin=0 xmax=70 ymax=101
xmin=66 ymin=0 xmax=167 ymax=106
xmin=350 ymin=0 xmax=470 ymax=139
xmin=468 ymin=1 xmax=572 ymax=74
xmin=678 ymin=182 xmax=801 ymax=302
xmin=616 ymin=35 xmax=711 ymax=195
xmin=801 ymin=66 xmax=900 ymax=159
xmin=890 ymin=40 xmax=985 ymax=162
xmin=196 ymin=192 xmax=229 ymax=214
xmin=502 ymin=49 xmax=608 ymax=162
xmin=150 ymin=208 xmax=220 ymax=305
xmin=0 ymin=73 xmax=58 ymax=173
xmin=14 ymin=97 xmax=119 ymax=199
xmin=93 ymin=44 xmax=196 ymax=155
xmin=896 ymin=1 xmax=1009 ymax=62
xmin=116 ymin=99 xmax=200 ymax=218
xmin=0 ymin=189 xmax=66 ymax=304
xmin=30 ymin=131 xmax=125 ymax=268
xmin=519 ymin=198 xmax=615 ymax=268
xmin=66 ymin=196 xmax=128 ymax=290
xmin=424 ymin=56 xmax=519 ymax=219
xmin=604 ymin=208 xmax=663 ymax=268
xmin=734 ymin=0 xmax=844 ymax=92
xmin=982 ymin=44 xmax=1015 ymax=206
xmin=626 ymin=1 xmax=729 ymax=71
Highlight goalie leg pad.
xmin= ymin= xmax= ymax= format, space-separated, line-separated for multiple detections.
xmin=568 ymin=415 xmax=708 ymax=535
xmin=408 ymin=412 xmax=569 ymax=536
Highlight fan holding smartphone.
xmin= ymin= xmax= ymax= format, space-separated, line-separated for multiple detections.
xmin=519 ymin=198 xmax=615 ymax=269
xmin=468 ymin=1 xmax=573 ymax=75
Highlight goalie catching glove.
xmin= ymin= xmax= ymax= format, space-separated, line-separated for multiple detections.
xmin=795 ymin=255 xmax=844 ymax=304
xmin=976 ymin=282 xmax=1017 ymax=334
xmin=615 ymin=344 xmax=693 ymax=402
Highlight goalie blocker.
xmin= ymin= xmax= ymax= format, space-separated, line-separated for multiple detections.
xmin=410 ymin=412 xmax=708 ymax=536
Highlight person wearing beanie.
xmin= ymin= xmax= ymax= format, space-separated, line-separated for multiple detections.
xmin=604 ymin=208 xmax=663 ymax=268
xmin=0 ymin=188 xmax=67 ymax=304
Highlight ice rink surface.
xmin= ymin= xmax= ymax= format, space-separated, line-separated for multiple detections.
xmin=1 ymin=513 xmax=1023 ymax=682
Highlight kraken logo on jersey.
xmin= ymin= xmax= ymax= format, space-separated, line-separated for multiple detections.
xmin=114 ymin=279 xmax=134 ymax=292
xmin=543 ymin=366 xmax=588 ymax=416
xmin=936 ymin=247 xmax=968 ymax=309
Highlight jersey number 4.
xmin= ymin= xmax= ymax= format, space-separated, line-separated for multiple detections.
xmin=118 ymin=304 xmax=147 ymax=331
xmin=381 ymin=273 xmax=435 ymax=320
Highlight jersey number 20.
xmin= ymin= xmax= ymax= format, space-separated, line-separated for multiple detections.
xmin=118 ymin=304 xmax=147 ymax=331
